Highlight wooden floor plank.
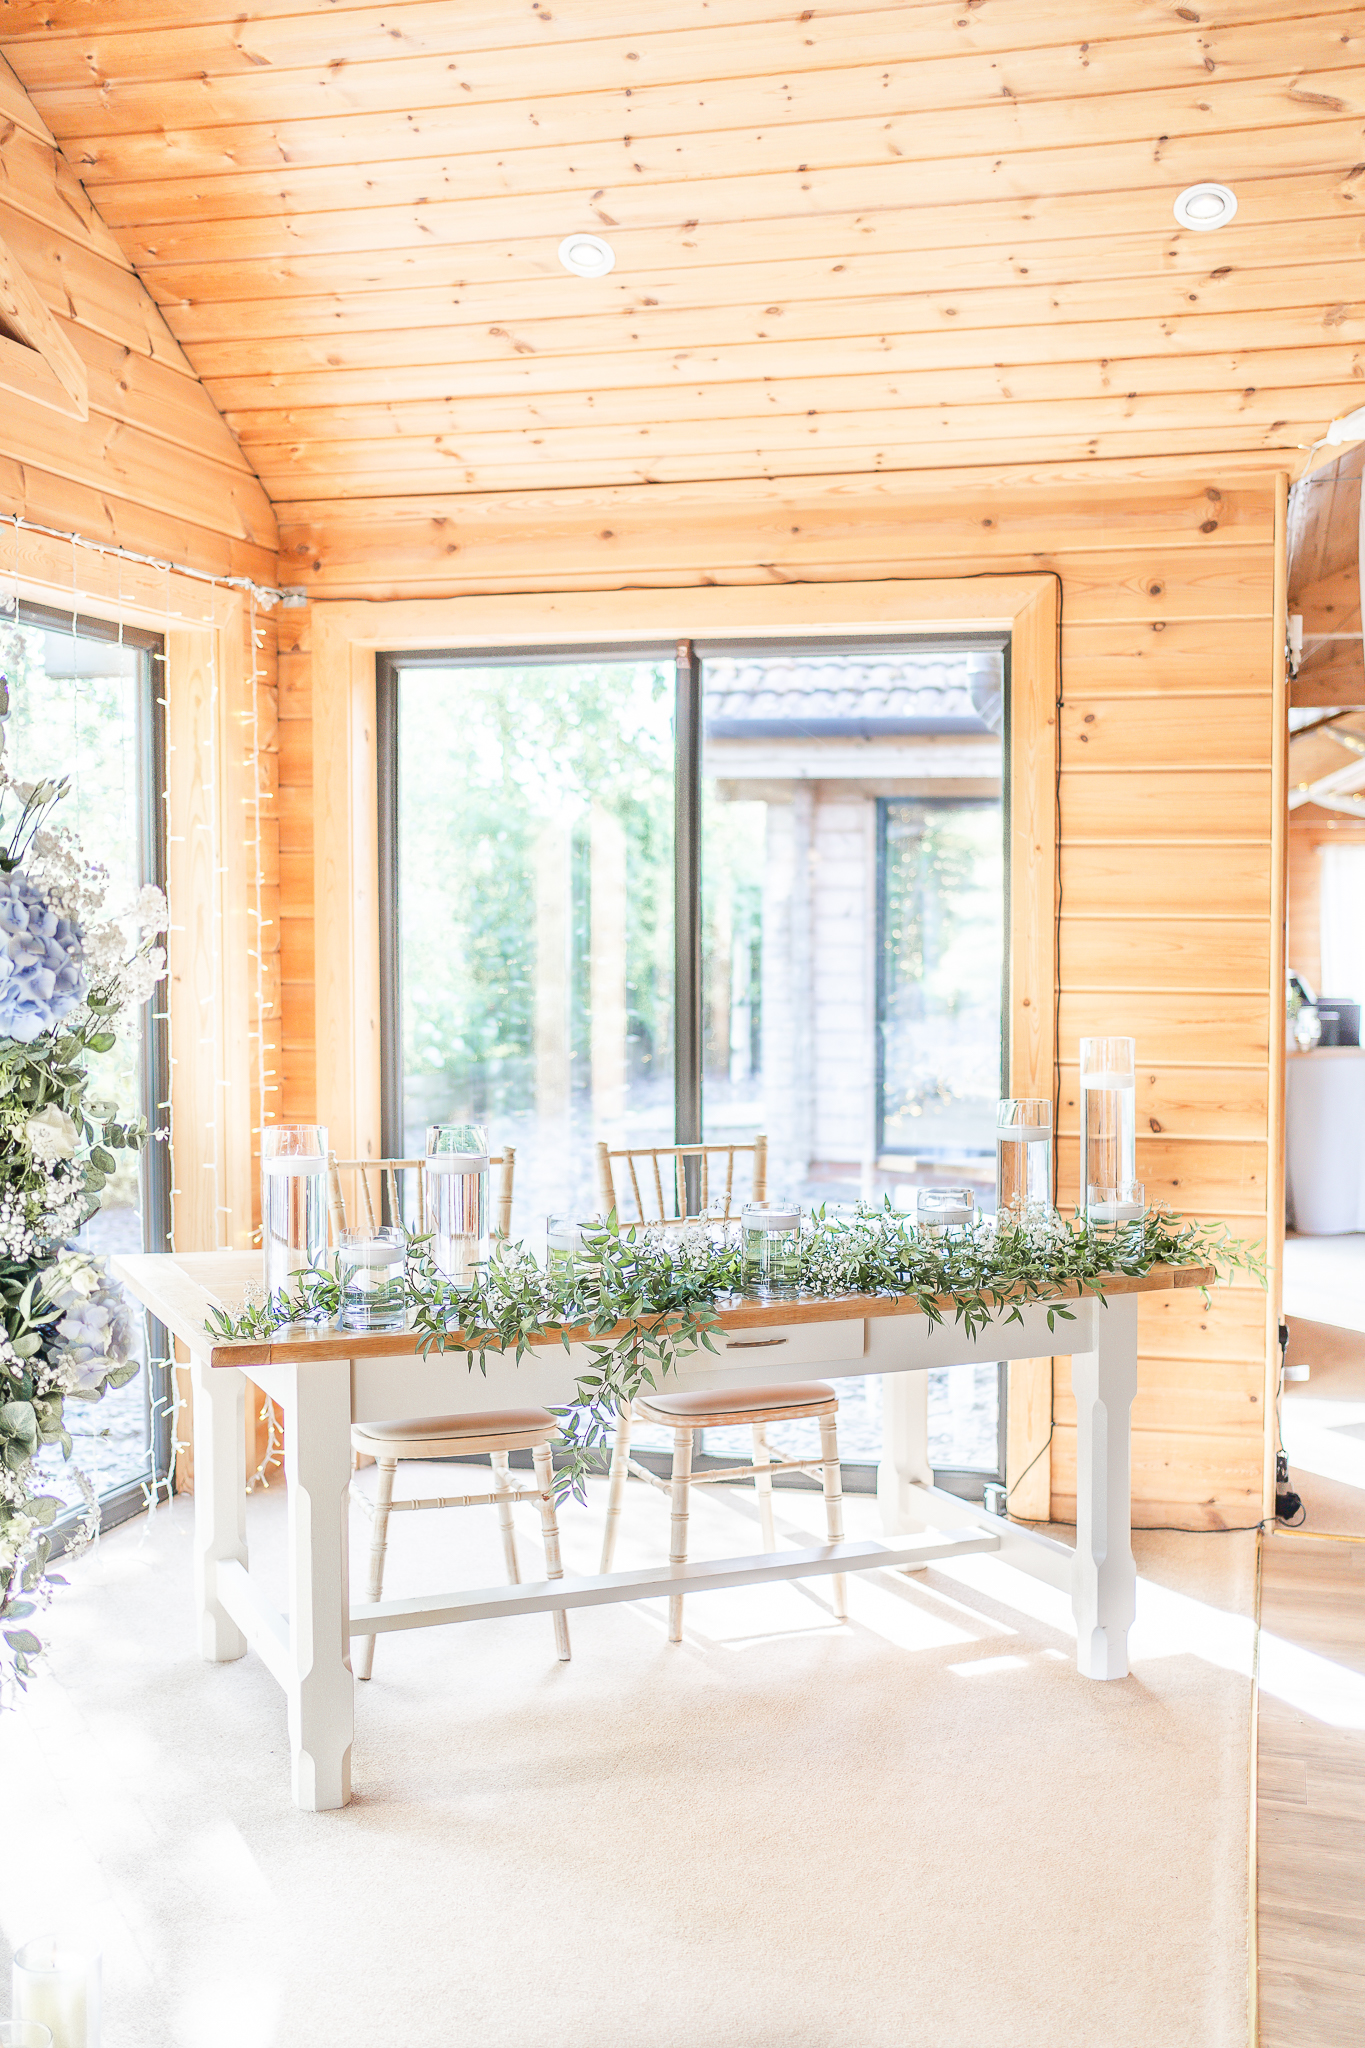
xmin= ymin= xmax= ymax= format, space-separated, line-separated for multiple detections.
xmin=1257 ymin=1535 xmax=1365 ymax=2048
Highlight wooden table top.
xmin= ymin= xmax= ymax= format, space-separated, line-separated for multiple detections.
xmin=112 ymin=1248 xmax=1218 ymax=1372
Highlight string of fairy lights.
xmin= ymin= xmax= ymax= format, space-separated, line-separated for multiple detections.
xmin=2 ymin=511 xmax=292 ymax=1503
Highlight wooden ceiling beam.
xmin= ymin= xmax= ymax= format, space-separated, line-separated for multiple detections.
xmin=108 ymin=140 xmax=1365 ymax=272
xmin=234 ymin=377 xmax=1353 ymax=455
xmin=81 ymin=71 xmax=1365 ymax=236
xmin=159 ymin=242 xmax=1365 ymax=348
xmin=206 ymin=332 xmax=1365 ymax=416
xmin=134 ymin=204 xmax=1365 ymax=319
xmin=183 ymin=298 xmax=1365 ymax=390
xmin=250 ymin=423 xmax=1316 ymax=498
xmin=4 ymin=0 xmax=1336 ymax=46
xmin=51 ymin=21 xmax=1365 ymax=188
xmin=19 ymin=4 xmax=1361 ymax=118
xmin=273 ymin=481 xmax=1273 ymax=580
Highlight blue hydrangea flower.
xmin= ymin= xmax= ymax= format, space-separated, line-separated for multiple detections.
xmin=0 ymin=868 xmax=87 ymax=1042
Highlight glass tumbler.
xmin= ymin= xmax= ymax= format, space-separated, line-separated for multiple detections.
xmin=12 ymin=1940 xmax=100 ymax=2048
xmin=339 ymin=1226 xmax=408 ymax=1331
xmin=261 ymin=1124 xmax=327 ymax=1301
xmin=916 ymin=1187 xmax=975 ymax=1241
xmin=424 ymin=1123 xmax=489 ymax=1285
xmin=546 ymin=1215 xmax=586 ymax=1278
xmin=741 ymin=1202 xmax=802 ymax=1295
xmin=1080 ymin=1038 xmax=1136 ymax=1209
xmin=995 ymin=1098 xmax=1053 ymax=1218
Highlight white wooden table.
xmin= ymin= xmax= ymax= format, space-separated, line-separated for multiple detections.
xmin=113 ymin=1251 xmax=1213 ymax=1811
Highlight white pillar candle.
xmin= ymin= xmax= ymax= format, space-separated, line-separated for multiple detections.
xmin=12 ymin=1942 xmax=100 ymax=2048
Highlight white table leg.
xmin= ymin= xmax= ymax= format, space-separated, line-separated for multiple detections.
xmin=1070 ymin=1295 xmax=1139 ymax=1681
xmin=191 ymin=1350 xmax=247 ymax=1662
xmin=878 ymin=1369 xmax=931 ymax=1533
xmin=280 ymin=1361 xmax=355 ymax=1811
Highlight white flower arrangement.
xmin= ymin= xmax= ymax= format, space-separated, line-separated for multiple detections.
xmin=0 ymin=745 xmax=167 ymax=1696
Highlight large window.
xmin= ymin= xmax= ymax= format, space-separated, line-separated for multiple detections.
xmin=380 ymin=634 xmax=1009 ymax=1491
xmin=8 ymin=603 xmax=172 ymax=1533
xmin=381 ymin=650 xmax=674 ymax=1231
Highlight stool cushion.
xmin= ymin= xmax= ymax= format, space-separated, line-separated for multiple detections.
xmin=352 ymin=1408 xmax=560 ymax=1460
xmin=634 ymin=1380 xmax=837 ymax=1427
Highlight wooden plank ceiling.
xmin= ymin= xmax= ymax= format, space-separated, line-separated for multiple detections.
xmin=3 ymin=0 xmax=1365 ymax=533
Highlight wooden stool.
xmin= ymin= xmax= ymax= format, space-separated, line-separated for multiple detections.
xmin=600 ymin=1381 xmax=846 ymax=1641
xmin=350 ymin=1407 xmax=571 ymax=1678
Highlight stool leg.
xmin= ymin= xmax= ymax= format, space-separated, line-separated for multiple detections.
xmin=533 ymin=1442 xmax=571 ymax=1663
xmin=491 ymin=1451 xmax=521 ymax=1584
xmin=600 ymin=1402 xmax=633 ymax=1574
xmin=819 ymin=1415 xmax=847 ymax=1620
xmin=356 ymin=1455 xmax=396 ymax=1681
xmin=668 ymin=1425 xmax=693 ymax=1643
xmin=752 ymin=1422 xmax=777 ymax=1551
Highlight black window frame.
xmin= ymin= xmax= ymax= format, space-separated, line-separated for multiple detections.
xmin=15 ymin=600 xmax=174 ymax=1542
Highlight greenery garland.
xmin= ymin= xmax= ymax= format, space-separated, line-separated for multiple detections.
xmin=206 ymin=1205 xmax=1264 ymax=1500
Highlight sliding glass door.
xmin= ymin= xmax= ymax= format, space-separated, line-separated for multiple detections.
xmin=7 ymin=603 xmax=172 ymax=1534
xmin=380 ymin=633 xmax=1010 ymax=1492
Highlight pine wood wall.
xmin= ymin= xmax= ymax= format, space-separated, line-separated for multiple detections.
xmin=277 ymin=463 xmax=1285 ymax=1527
xmin=0 ymin=54 xmax=282 ymax=1264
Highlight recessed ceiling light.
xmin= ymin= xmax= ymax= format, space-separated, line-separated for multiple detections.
xmin=558 ymin=233 xmax=616 ymax=278
xmin=1173 ymin=183 xmax=1238 ymax=232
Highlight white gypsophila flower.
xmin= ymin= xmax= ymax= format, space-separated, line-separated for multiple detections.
xmin=0 ymin=1159 xmax=88 ymax=1259
xmin=129 ymin=884 xmax=168 ymax=936
xmin=81 ymin=918 xmax=127 ymax=983
xmin=24 ymin=1104 xmax=79 ymax=1162
xmin=116 ymin=944 xmax=166 ymax=1014
xmin=28 ymin=828 xmax=109 ymax=929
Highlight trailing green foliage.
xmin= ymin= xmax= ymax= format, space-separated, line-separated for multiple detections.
xmin=205 ymin=1205 xmax=1264 ymax=1501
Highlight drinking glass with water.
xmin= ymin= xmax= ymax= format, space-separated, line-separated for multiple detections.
xmin=995 ymin=1099 xmax=1053 ymax=1219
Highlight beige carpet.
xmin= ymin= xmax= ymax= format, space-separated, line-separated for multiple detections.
xmin=1283 ymin=1317 xmax=1365 ymax=1539
xmin=0 ymin=1473 xmax=1256 ymax=2048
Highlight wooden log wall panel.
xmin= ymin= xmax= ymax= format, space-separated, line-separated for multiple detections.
xmin=1058 ymin=1062 xmax=1272 ymax=1139
xmin=1058 ymin=919 xmax=1273 ymax=994
xmin=0 ymin=56 xmax=276 ymax=579
xmin=5 ymin=6 xmax=1365 ymax=503
xmin=269 ymin=465 xmax=1282 ymax=1524
xmin=1059 ymin=989 xmax=1272 ymax=1066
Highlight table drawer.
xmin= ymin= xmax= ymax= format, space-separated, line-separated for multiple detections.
xmin=707 ymin=1317 xmax=867 ymax=1371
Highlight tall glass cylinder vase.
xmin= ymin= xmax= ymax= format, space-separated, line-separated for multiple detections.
xmin=1080 ymin=1037 xmax=1136 ymax=1218
xmin=995 ymin=1099 xmax=1052 ymax=1218
xmin=425 ymin=1123 xmax=489 ymax=1286
xmin=261 ymin=1124 xmax=327 ymax=1301
xmin=12 ymin=1941 xmax=100 ymax=2048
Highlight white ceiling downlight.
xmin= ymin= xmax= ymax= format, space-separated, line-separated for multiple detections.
xmin=558 ymin=233 xmax=616 ymax=278
xmin=1173 ymin=183 xmax=1238 ymax=232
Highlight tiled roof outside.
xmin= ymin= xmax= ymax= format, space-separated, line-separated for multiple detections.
xmin=702 ymin=652 xmax=1003 ymax=733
